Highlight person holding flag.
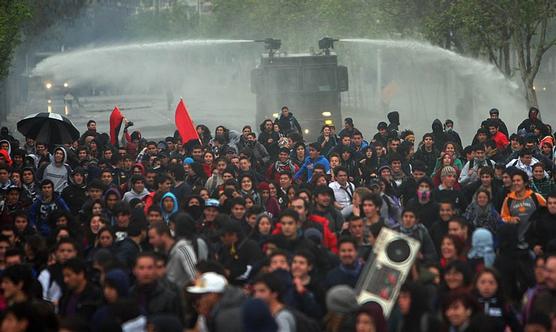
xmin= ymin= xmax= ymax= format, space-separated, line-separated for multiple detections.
xmin=110 ymin=106 xmax=140 ymax=156
xmin=175 ymin=99 xmax=201 ymax=149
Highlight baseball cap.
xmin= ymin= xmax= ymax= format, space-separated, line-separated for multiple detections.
xmin=187 ymin=272 xmax=227 ymax=294
xmin=71 ymin=167 xmax=86 ymax=176
xmin=6 ymin=185 xmax=21 ymax=193
xmin=205 ymin=199 xmax=220 ymax=208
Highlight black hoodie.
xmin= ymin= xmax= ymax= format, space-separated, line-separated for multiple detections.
xmin=518 ymin=107 xmax=548 ymax=135
xmin=61 ymin=179 xmax=87 ymax=215
xmin=431 ymin=119 xmax=446 ymax=151
xmin=387 ymin=111 xmax=400 ymax=134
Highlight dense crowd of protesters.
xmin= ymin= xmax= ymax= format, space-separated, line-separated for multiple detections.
xmin=0 ymin=105 xmax=554 ymax=332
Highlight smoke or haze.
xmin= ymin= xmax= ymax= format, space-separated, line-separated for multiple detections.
xmin=30 ymin=37 xmax=531 ymax=141
xmin=31 ymin=40 xmax=260 ymax=134
xmin=32 ymin=40 xmax=256 ymax=91
xmin=338 ymin=39 xmax=526 ymax=142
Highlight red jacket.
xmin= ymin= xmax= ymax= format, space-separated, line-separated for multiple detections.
xmin=492 ymin=131 xmax=509 ymax=150
xmin=203 ymin=163 xmax=213 ymax=178
xmin=143 ymin=191 xmax=156 ymax=215
xmin=272 ymin=214 xmax=338 ymax=253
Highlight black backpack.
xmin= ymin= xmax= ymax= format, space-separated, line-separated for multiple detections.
xmin=505 ymin=192 xmax=541 ymax=211
xmin=468 ymin=158 xmax=495 ymax=170
xmin=287 ymin=307 xmax=321 ymax=332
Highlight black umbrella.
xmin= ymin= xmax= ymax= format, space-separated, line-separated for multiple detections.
xmin=17 ymin=112 xmax=80 ymax=144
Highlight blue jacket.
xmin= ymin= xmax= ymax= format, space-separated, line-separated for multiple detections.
xmin=29 ymin=193 xmax=70 ymax=237
xmin=294 ymin=155 xmax=330 ymax=182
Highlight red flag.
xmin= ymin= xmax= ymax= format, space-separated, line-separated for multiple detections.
xmin=110 ymin=106 xmax=124 ymax=146
xmin=175 ymin=99 xmax=200 ymax=144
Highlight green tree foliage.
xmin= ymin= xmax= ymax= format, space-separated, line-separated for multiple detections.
xmin=126 ymin=2 xmax=199 ymax=40
xmin=0 ymin=0 xmax=30 ymax=80
xmin=200 ymin=0 xmax=382 ymax=51
xmin=503 ymin=0 xmax=556 ymax=107
xmin=22 ymin=1 xmax=87 ymax=45
xmin=377 ymin=0 xmax=556 ymax=108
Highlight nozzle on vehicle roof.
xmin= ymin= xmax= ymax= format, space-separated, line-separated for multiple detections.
xmin=319 ymin=37 xmax=338 ymax=55
xmin=254 ymin=38 xmax=281 ymax=57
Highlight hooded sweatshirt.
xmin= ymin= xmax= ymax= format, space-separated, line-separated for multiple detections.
xmin=387 ymin=111 xmax=400 ymax=133
xmin=104 ymin=188 xmax=122 ymax=227
xmin=501 ymin=189 xmax=546 ymax=249
xmin=38 ymin=147 xmax=70 ymax=193
xmin=431 ymin=119 xmax=446 ymax=151
xmin=0 ymin=149 xmax=12 ymax=167
xmin=0 ymin=139 xmax=12 ymax=156
xmin=160 ymin=192 xmax=179 ymax=223
xmin=518 ymin=107 xmax=547 ymax=135
xmin=123 ymin=187 xmax=150 ymax=203
xmin=468 ymin=228 xmax=496 ymax=267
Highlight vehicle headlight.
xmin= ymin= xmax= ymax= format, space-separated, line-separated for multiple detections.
xmin=272 ymin=113 xmax=279 ymax=118
xmin=47 ymin=99 xmax=52 ymax=104
xmin=63 ymin=82 xmax=69 ymax=88
xmin=321 ymin=111 xmax=332 ymax=117
xmin=45 ymin=82 xmax=53 ymax=89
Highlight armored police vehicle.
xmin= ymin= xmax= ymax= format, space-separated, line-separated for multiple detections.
xmin=251 ymin=38 xmax=348 ymax=138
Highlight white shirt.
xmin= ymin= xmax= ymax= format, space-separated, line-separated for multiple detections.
xmin=506 ymin=157 xmax=546 ymax=179
xmin=329 ymin=181 xmax=355 ymax=208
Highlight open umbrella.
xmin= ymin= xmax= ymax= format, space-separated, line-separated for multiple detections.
xmin=17 ymin=112 xmax=80 ymax=144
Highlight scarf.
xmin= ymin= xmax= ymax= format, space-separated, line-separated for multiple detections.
xmin=399 ymin=223 xmax=418 ymax=236
xmin=466 ymin=202 xmax=497 ymax=233
xmin=274 ymin=160 xmax=296 ymax=174
xmin=391 ymin=170 xmax=407 ymax=182
xmin=339 ymin=260 xmax=362 ymax=277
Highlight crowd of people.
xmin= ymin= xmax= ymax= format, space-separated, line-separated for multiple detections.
xmin=0 ymin=105 xmax=554 ymax=332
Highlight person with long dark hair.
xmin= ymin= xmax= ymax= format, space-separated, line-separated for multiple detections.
xmin=86 ymin=226 xmax=116 ymax=261
xmin=196 ymin=124 xmax=212 ymax=147
xmin=395 ymin=282 xmax=440 ymax=332
xmin=472 ymin=268 xmax=522 ymax=332
xmin=359 ymin=146 xmax=379 ymax=183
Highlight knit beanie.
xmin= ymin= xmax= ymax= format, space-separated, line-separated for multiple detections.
xmin=326 ymin=285 xmax=359 ymax=314
xmin=105 ymin=269 xmax=130 ymax=297
xmin=242 ymin=298 xmax=278 ymax=332
xmin=440 ymin=165 xmax=456 ymax=178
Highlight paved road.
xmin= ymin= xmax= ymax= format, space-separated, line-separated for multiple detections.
xmin=8 ymin=89 xmax=256 ymax=141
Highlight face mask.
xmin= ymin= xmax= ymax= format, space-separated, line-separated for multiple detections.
xmin=185 ymin=205 xmax=203 ymax=220
xmin=417 ymin=189 xmax=431 ymax=201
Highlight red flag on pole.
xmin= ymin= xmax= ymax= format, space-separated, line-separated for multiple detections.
xmin=175 ymin=99 xmax=200 ymax=144
xmin=109 ymin=107 xmax=124 ymax=146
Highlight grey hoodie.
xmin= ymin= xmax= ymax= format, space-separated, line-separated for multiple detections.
xmin=38 ymin=147 xmax=70 ymax=193
xmin=209 ymin=286 xmax=246 ymax=332
xmin=122 ymin=188 xmax=150 ymax=203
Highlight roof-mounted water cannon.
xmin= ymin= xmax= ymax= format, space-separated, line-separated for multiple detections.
xmin=319 ymin=37 xmax=338 ymax=55
xmin=255 ymin=38 xmax=281 ymax=57
xmin=251 ymin=37 xmax=348 ymax=140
